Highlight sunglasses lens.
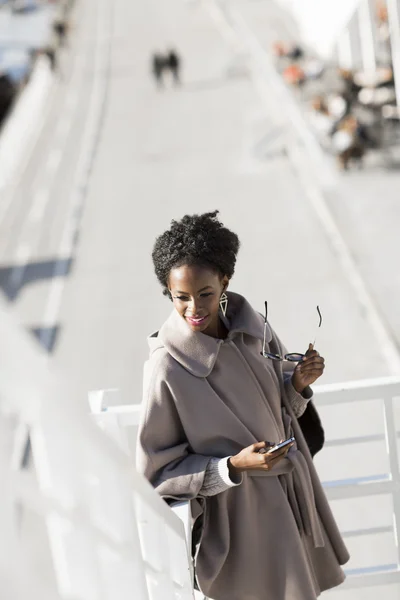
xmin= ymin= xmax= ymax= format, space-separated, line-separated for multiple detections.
xmin=263 ymin=352 xmax=282 ymax=361
xmin=285 ymin=353 xmax=305 ymax=362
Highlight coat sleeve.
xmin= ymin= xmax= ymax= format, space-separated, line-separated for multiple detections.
xmin=136 ymin=353 xmax=213 ymax=500
xmin=270 ymin=326 xmax=313 ymax=418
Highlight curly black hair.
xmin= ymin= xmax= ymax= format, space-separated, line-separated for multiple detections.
xmin=152 ymin=210 xmax=240 ymax=296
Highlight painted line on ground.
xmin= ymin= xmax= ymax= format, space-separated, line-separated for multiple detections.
xmin=55 ymin=117 xmax=73 ymax=141
xmin=28 ymin=189 xmax=50 ymax=223
xmin=9 ymin=243 xmax=31 ymax=289
xmin=65 ymin=90 xmax=79 ymax=113
xmin=45 ymin=147 xmax=63 ymax=174
xmin=40 ymin=0 xmax=112 ymax=348
xmin=15 ymin=243 xmax=30 ymax=263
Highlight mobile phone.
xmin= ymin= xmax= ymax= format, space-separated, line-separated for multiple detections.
xmin=267 ymin=436 xmax=295 ymax=455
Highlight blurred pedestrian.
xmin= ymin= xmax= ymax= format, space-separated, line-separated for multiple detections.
xmin=53 ymin=19 xmax=69 ymax=47
xmin=151 ymin=52 xmax=166 ymax=88
xmin=272 ymin=41 xmax=303 ymax=60
xmin=166 ymin=49 xmax=181 ymax=85
xmin=338 ymin=69 xmax=361 ymax=107
xmin=282 ymin=63 xmax=305 ymax=87
xmin=332 ymin=116 xmax=365 ymax=170
xmin=309 ymin=96 xmax=335 ymax=138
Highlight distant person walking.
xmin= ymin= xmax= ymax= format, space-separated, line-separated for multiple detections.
xmin=166 ymin=49 xmax=181 ymax=85
xmin=151 ymin=52 xmax=165 ymax=88
xmin=53 ymin=18 xmax=69 ymax=47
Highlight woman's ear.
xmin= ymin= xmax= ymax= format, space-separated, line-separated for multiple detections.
xmin=221 ymin=275 xmax=230 ymax=292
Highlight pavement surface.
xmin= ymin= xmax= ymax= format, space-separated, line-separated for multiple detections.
xmin=1 ymin=0 xmax=398 ymax=398
xmin=1 ymin=1 xmax=400 ymax=596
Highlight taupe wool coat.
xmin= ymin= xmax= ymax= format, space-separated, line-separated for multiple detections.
xmin=137 ymin=292 xmax=349 ymax=600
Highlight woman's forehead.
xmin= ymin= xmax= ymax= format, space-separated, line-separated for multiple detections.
xmin=169 ymin=264 xmax=220 ymax=288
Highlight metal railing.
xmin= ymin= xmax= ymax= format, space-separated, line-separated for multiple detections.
xmin=0 ymin=303 xmax=193 ymax=600
xmin=91 ymin=377 xmax=400 ymax=597
xmin=314 ymin=377 xmax=400 ymax=593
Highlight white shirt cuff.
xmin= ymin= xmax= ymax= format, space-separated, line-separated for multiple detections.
xmin=200 ymin=457 xmax=243 ymax=496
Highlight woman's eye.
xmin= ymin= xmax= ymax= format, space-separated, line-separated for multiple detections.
xmin=201 ymin=293 xmax=213 ymax=297
xmin=175 ymin=296 xmax=189 ymax=301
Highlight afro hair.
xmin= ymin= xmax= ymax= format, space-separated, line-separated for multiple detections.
xmin=152 ymin=210 xmax=240 ymax=296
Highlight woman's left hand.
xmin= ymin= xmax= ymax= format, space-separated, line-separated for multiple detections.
xmin=291 ymin=344 xmax=325 ymax=393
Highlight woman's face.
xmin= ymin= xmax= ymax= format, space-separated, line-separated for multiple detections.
xmin=168 ymin=265 xmax=228 ymax=337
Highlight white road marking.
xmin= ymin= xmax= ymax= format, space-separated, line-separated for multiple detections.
xmin=203 ymin=0 xmax=239 ymax=45
xmin=55 ymin=117 xmax=73 ymax=141
xmin=207 ymin=1 xmax=400 ymax=374
xmin=45 ymin=148 xmax=63 ymax=174
xmin=8 ymin=243 xmax=31 ymax=288
xmin=15 ymin=243 xmax=30 ymax=263
xmin=65 ymin=90 xmax=79 ymax=113
xmin=38 ymin=278 xmax=66 ymax=348
xmin=28 ymin=189 xmax=50 ymax=223
xmin=40 ymin=0 xmax=111 ymax=339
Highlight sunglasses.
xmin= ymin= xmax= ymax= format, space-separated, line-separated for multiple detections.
xmin=262 ymin=301 xmax=322 ymax=362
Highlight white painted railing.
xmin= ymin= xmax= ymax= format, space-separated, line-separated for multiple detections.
xmin=91 ymin=378 xmax=400 ymax=598
xmin=0 ymin=302 xmax=193 ymax=600
xmin=314 ymin=377 xmax=400 ymax=594
xmin=88 ymin=389 xmax=195 ymax=589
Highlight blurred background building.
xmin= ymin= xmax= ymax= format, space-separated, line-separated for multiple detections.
xmin=1 ymin=0 xmax=400 ymax=598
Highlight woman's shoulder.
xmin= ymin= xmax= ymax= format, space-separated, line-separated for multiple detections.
xmin=146 ymin=343 xmax=178 ymax=375
xmin=143 ymin=346 xmax=193 ymax=409
xmin=145 ymin=336 xmax=190 ymax=384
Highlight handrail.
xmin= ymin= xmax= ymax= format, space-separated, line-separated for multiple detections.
xmin=92 ymin=377 xmax=400 ymax=594
xmin=314 ymin=377 xmax=400 ymax=590
xmin=0 ymin=300 xmax=194 ymax=599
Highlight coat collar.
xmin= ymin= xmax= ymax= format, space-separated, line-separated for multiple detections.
xmin=152 ymin=292 xmax=272 ymax=377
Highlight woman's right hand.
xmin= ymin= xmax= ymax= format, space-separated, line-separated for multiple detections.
xmin=228 ymin=440 xmax=293 ymax=476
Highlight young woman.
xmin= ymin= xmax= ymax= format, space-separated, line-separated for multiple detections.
xmin=137 ymin=211 xmax=349 ymax=600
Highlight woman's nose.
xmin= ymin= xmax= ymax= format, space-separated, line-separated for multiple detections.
xmin=189 ymin=298 xmax=201 ymax=313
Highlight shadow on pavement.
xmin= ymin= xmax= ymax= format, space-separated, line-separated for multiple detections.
xmin=30 ymin=325 xmax=61 ymax=353
xmin=0 ymin=257 xmax=72 ymax=301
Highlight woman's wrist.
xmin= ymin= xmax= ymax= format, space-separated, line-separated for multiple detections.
xmin=291 ymin=373 xmax=305 ymax=394
xmin=228 ymin=456 xmax=242 ymax=476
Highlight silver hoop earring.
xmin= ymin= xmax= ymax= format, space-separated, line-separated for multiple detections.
xmin=219 ymin=292 xmax=228 ymax=317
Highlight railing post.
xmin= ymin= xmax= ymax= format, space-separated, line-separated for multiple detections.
xmin=382 ymin=394 xmax=400 ymax=568
xmin=387 ymin=0 xmax=400 ymax=108
xmin=337 ymin=29 xmax=354 ymax=70
xmin=358 ymin=0 xmax=377 ymax=73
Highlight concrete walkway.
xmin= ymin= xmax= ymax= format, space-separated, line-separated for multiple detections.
xmin=0 ymin=0 xmax=398 ymax=400
xmin=51 ymin=0 xmax=399 ymax=404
